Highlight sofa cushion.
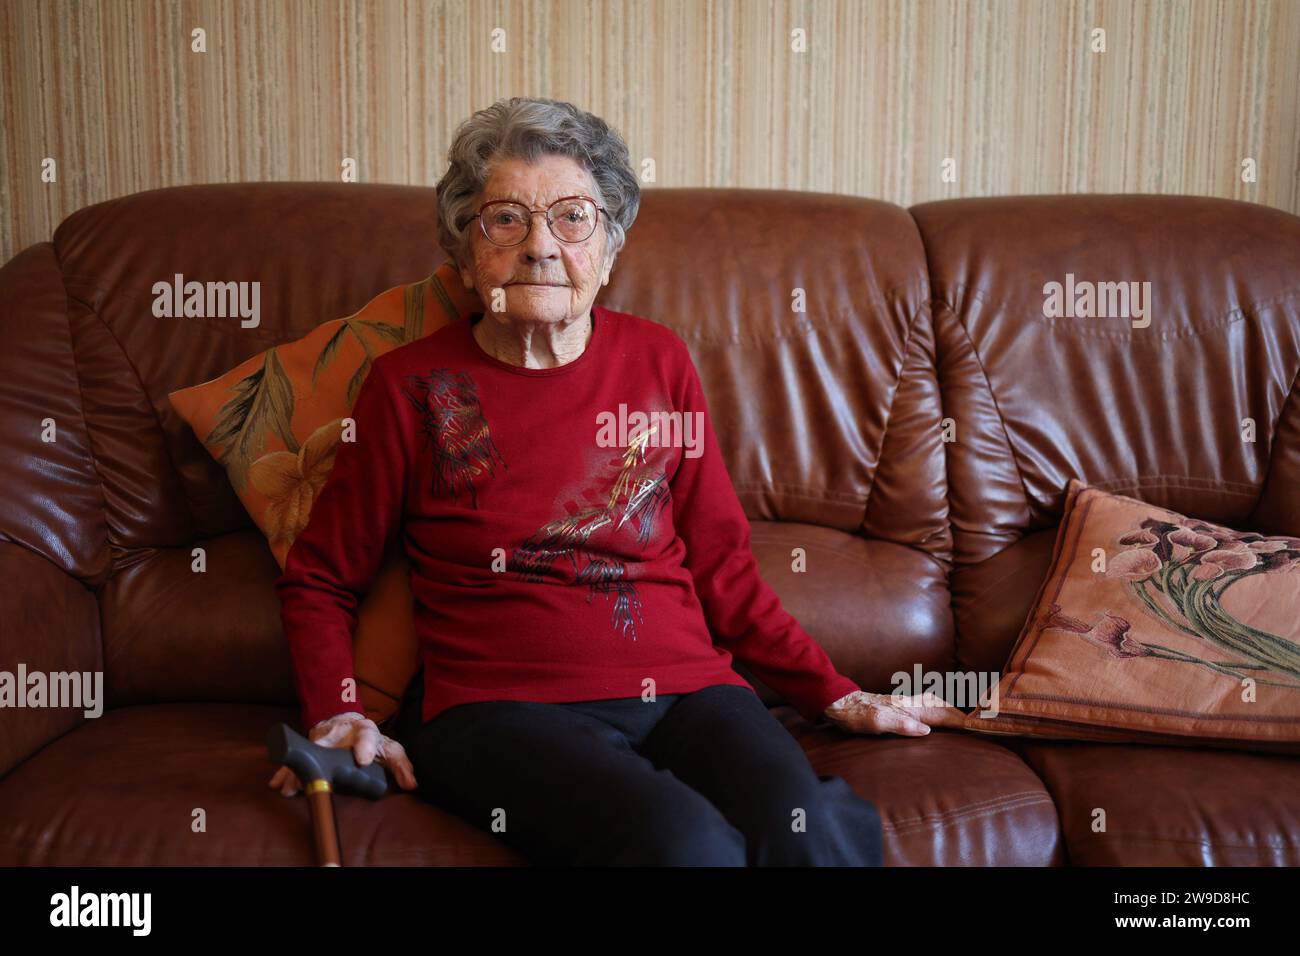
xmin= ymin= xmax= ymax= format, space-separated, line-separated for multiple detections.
xmin=774 ymin=707 xmax=1064 ymax=865
xmin=0 ymin=698 xmax=1062 ymax=867
xmin=967 ymin=480 xmax=1300 ymax=753
xmin=0 ymin=703 xmax=522 ymax=866
xmin=747 ymin=521 xmax=955 ymax=702
xmin=1017 ymin=740 xmax=1300 ymax=865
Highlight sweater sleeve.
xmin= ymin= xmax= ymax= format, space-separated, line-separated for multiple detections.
xmin=668 ymin=349 xmax=861 ymax=723
xmin=274 ymin=357 xmax=411 ymax=733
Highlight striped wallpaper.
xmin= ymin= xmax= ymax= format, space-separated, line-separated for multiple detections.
xmin=1 ymin=0 xmax=1297 ymax=264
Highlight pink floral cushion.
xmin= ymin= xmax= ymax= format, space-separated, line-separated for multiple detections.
xmin=961 ymin=479 xmax=1300 ymax=754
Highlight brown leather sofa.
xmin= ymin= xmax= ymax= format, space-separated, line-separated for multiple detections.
xmin=2 ymin=183 xmax=1298 ymax=866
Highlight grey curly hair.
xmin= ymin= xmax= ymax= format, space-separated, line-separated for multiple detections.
xmin=435 ymin=97 xmax=641 ymax=274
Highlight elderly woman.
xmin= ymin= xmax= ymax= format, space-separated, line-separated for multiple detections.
xmin=271 ymin=97 xmax=961 ymax=866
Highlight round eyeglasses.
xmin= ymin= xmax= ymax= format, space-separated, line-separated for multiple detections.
xmin=469 ymin=195 xmax=607 ymax=246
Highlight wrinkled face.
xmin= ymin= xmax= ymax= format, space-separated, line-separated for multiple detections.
xmin=458 ymin=154 xmax=613 ymax=327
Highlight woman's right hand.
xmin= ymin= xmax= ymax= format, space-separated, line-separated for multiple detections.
xmin=268 ymin=711 xmax=419 ymax=796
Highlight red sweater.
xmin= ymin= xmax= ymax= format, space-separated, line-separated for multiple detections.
xmin=276 ymin=304 xmax=860 ymax=732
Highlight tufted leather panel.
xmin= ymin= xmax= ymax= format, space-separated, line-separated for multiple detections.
xmin=913 ymin=194 xmax=1300 ymax=567
xmin=601 ymin=188 xmax=950 ymax=555
xmin=51 ymin=183 xmax=458 ymax=552
xmin=0 ymin=244 xmax=110 ymax=583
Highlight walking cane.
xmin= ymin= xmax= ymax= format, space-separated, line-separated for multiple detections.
xmin=267 ymin=722 xmax=388 ymax=866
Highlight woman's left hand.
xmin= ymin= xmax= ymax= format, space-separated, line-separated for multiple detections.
xmin=823 ymin=689 xmax=968 ymax=736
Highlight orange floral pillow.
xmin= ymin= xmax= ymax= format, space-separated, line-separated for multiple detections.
xmin=168 ymin=262 xmax=482 ymax=726
xmin=961 ymin=480 xmax=1300 ymax=754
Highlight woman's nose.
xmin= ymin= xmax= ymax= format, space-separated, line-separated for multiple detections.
xmin=519 ymin=212 xmax=562 ymax=260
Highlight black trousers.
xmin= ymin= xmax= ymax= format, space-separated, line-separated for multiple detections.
xmin=391 ymin=675 xmax=884 ymax=866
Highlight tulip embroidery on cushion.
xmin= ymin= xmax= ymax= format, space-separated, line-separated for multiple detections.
xmin=401 ymin=368 xmax=506 ymax=509
xmin=1039 ymin=604 xmax=1151 ymax=659
xmin=511 ymin=421 xmax=672 ymax=640
xmin=1044 ymin=518 xmax=1300 ymax=689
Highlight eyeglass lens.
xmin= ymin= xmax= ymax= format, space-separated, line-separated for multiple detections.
xmin=482 ymin=199 xmax=598 ymax=245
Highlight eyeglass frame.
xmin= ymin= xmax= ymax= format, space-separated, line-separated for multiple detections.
xmin=467 ymin=194 xmax=609 ymax=246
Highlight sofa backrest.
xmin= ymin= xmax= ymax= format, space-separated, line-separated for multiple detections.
xmin=912 ymin=195 xmax=1300 ymax=670
xmin=3 ymin=185 xmax=1296 ymax=717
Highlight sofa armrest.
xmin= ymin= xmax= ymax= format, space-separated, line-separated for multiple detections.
xmin=0 ymin=541 xmax=102 ymax=778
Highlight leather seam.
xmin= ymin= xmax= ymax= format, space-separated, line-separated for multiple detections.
xmin=933 ymin=281 xmax=1300 ymax=343
xmin=1085 ymin=474 xmax=1259 ymax=494
xmin=863 ymin=296 xmax=929 ymax=524
xmin=882 ymin=788 xmax=1047 ymax=824
xmin=48 ymin=243 xmax=112 ymax=586
xmin=883 ymin=792 xmax=1053 ymax=834
xmin=1065 ymin=832 xmax=1300 ymax=851
xmin=931 ymin=289 xmax=1036 ymax=524
xmin=68 ymin=297 xmax=193 ymax=553
xmin=669 ymin=304 xmax=897 ymax=346
xmin=1253 ymin=358 xmax=1300 ymax=514
xmin=732 ymin=481 xmax=865 ymax=504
